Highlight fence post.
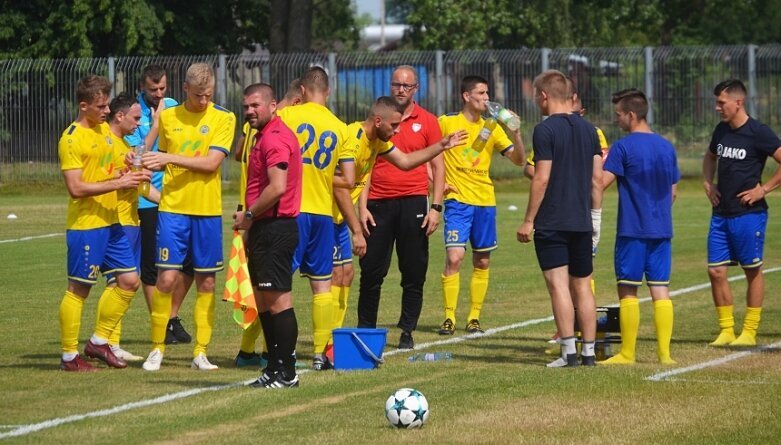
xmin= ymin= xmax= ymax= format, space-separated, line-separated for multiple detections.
xmin=541 ymin=48 xmax=550 ymax=72
xmin=108 ymin=57 xmax=116 ymax=99
xmin=217 ymin=54 xmax=228 ymax=181
xmin=644 ymin=46 xmax=654 ymax=125
xmin=436 ymin=50 xmax=445 ymax=116
xmin=747 ymin=44 xmax=758 ymax=117
xmin=328 ymin=52 xmax=337 ymax=111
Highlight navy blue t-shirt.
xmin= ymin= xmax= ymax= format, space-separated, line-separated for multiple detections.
xmin=532 ymin=113 xmax=600 ymax=231
xmin=708 ymin=118 xmax=781 ymax=217
xmin=604 ymin=132 xmax=680 ymax=239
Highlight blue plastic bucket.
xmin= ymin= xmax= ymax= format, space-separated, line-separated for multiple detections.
xmin=332 ymin=328 xmax=388 ymax=370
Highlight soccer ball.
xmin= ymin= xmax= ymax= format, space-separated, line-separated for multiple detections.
xmin=384 ymin=388 xmax=429 ymax=429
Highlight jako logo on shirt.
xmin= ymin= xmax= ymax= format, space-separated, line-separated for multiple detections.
xmin=716 ymin=144 xmax=747 ymax=160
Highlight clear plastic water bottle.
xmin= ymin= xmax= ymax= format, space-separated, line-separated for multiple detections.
xmin=408 ymin=352 xmax=452 ymax=362
xmin=471 ymin=118 xmax=497 ymax=152
xmin=133 ymin=144 xmax=150 ymax=197
xmin=486 ymin=101 xmax=520 ymax=131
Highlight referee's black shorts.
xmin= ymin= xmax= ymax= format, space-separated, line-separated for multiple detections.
xmin=247 ymin=217 xmax=298 ymax=292
xmin=533 ymin=230 xmax=593 ymax=277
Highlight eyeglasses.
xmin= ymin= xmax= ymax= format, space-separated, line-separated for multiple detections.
xmin=391 ymin=82 xmax=418 ymax=92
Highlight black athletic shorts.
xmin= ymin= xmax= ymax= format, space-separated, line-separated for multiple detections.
xmin=247 ymin=217 xmax=298 ymax=292
xmin=533 ymin=230 xmax=593 ymax=277
xmin=138 ymin=206 xmax=193 ymax=286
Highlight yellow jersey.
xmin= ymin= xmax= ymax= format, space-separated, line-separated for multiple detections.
xmin=58 ymin=122 xmax=119 ymax=230
xmin=157 ymin=103 xmax=236 ymax=216
xmin=527 ymin=126 xmax=608 ymax=165
xmin=278 ymin=102 xmax=352 ymax=216
xmin=109 ymin=132 xmax=139 ymax=227
xmin=439 ymin=112 xmax=512 ymax=206
xmin=332 ymin=122 xmax=395 ymax=223
xmin=238 ymin=121 xmax=257 ymax=210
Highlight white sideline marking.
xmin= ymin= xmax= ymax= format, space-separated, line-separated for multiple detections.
xmin=0 ymin=233 xmax=62 ymax=244
xmin=646 ymin=341 xmax=781 ymax=382
xmin=2 ymin=268 xmax=779 ymax=440
xmin=661 ymin=377 xmax=781 ymax=385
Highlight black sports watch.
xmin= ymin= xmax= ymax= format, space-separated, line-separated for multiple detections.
xmin=430 ymin=203 xmax=443 ymax=213
xmin=244 ymin=210 xmax=254 ymax=220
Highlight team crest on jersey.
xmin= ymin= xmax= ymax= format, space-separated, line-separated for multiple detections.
xmin=200 ymin=125 xmax=209 ymax=134
xmin=412 ymin=123 xmax=422 ymax=133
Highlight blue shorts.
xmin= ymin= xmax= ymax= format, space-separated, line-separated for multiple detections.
xmin=156 ymin=212 xmax=224 ymax=273
xmin=614 ymin=237 xmax=672 ymax=287
xmin=708 ymin=211 xmax=767 ymax=269
xmin=333 ymin=222 xmax=352 ymax=266
xmin=443 ymin=201 xmax=497 ymax=252
xmin=105 ymin=225 xmax=141 ymax=285
xmin=66 ymin=224 xmax=136 ymax=286
xmin=293 ymin=213 xmax=333 ymax=280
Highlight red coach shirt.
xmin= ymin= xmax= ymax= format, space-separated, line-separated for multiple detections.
xmin=245 ymin=115 xmax=302 ymax=219
xmin=369 ymin=102 xmax=443 ymax=199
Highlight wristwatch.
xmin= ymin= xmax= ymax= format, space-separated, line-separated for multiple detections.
xmin=244 ymin=210 xmax=254 ymax=220
xmin=430 ymin=203 xmax=443 ymax=213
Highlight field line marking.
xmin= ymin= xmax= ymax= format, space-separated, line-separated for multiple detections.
xmin=646 ymin=341 xmax=781 ymax=382
xmin=2 ymin=267 xmax=778 ymax=440
xmin=0 ymin=233 xmax=62 ymax=244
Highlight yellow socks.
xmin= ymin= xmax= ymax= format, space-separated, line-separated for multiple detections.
xmin=150 ymin=288 xmax=173 ymax=352
xmin=332 ymin=285 xmax=350 ymax=329
xmin=193 ymin=291 xmax=215 ymax=357
xmin=94 ymin=286 xmax=135 ymax=341
xmin=441 ymin=273 xmax=460 ymax=323
xmin=600 ymin=297 xmax=638 ymax=365
xmin=467 ymin=268 xmax=489 ymax=322
xmin=653 ymin=299 xmax=675 ymax=364
xmin=710 ymin=305 xmax=735 ymax=346
xmin=731 ymin=307 xmax=761 ymax=346
xmin=312 ymin=292 xmax=334 ymax=355
xmin=59 ymin=291 xmax=85 ymax=355
xmin=240 ymin=318 xmax=262 ymax=354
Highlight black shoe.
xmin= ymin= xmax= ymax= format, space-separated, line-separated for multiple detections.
xmin=164 ymin=325 xmax=177 ymax=345
xmin=263 ymin=372 xmax=300 ymax=388
xmin=312 ymin=355 xmax=333 ymax=371
xmin=399 ymin=331 xmax=414 ymax=349
xmin=465 ymin=319 xmax=484 ymax=334
xmin=167 ymin=317 xmax=192 ymax=344
xmin=249 ymin=368 xmax=277 ymax=388
xmin=438 ymin=318 xmax=455 ymax=335
xmin=581 ymin=355 xmax=596 ymax=367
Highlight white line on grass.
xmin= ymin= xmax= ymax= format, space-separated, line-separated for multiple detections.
xmin=646 ymin=341 xmax=781 ymax=382
xmin=0 ymin=233 xmax=62 ymax=244
xmin=2 ymin=268 xmax=778 ymax=440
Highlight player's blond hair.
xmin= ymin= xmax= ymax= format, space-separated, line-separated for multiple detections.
xmin=185 ymin=62 xmax=215 ymax=88
xmin=533 ymin=70 xmax=569 ymax=101
xmin=76 ymin=74 xmax=112 ymax=103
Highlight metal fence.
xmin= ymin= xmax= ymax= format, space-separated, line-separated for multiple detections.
xmin=3 ymin=45 xmax=781 ymax=183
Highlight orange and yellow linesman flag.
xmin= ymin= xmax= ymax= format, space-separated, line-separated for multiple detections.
xmin=222 ymin=231 xmax=257 ymax=329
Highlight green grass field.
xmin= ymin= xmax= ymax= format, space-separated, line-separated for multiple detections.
xmin=1 ymin=179 xmax=780 ymax=444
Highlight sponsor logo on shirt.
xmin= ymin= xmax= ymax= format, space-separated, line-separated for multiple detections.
xmin=716 ymin=143 xmax=746 ymax=160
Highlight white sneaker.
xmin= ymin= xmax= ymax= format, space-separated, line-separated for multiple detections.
xmin=191 ymin=353 xmax=219 ymax=371
xmin=110 ymin=345 xmax=144 ymax=362
xmin=142 ymin=349 xmax=163 ymax=371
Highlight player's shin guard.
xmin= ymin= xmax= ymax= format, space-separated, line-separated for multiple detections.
xmin=312 ymin=292 xmax=334 ymax=355
xmin=441 ymin=273 xmax=460 ymax=323
xmin=468 ymin=268 xmax=489 ymax=321
xmin=710 ymin=305 xmax=735 ymax=346
xmin=601 ymin=297 xmax=638 ymax=365
xmin=332 ymin=285 xmax=350 ymax=329
xmin=653 ymin=299 xmax=675 ymax=364
xmin=731 ymin=306 xmax=761 ymax=346
xmin=94 ymin=286 xmax=134 ymax=342
xmin=193 ymin=292 xmax=215 ymax=357
xmin=150 ymin=288 xmax=173 ymax=352
xmin=60 ymin=291 xmax=85 ymax=355
xmin=240 ymin=319 xmax=262 ymax=354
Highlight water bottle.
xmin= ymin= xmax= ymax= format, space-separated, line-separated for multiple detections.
xmin=471 ymin=118 xmax=497 ymax=152
xmin=408 ymin=352 xmax=452 ymax=362
xmin=133 ymin=144 xmax=150 ymax=197
xmin=486 ymin=101 xmax=520 ymax=131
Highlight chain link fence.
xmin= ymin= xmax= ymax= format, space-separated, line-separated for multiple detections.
xmin=2 ymin=45 xmax=781 ymax=183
